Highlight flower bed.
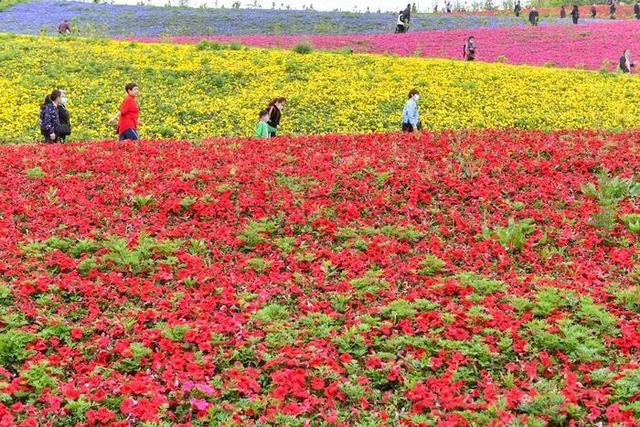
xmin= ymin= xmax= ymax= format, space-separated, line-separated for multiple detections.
xmin=3 ymin=34 xmax=640 ymax=143
xmin=0 ymin=0 xmax=545 ymax=37
xmin=145 ymin=20 xmax=640 ymax=71
xmin=2 ymin=130 xmax=640 ymax=424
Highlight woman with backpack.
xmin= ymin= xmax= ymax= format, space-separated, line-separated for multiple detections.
xmin=39 ymin=90 xmax=62 ymax=143
xmin=463 ymin=36 xmax=476 ymax=61
xmin=401 ymin=89 xmax=421 ymax=133
xmin=266 ymin=97 xmax=286 ymax=137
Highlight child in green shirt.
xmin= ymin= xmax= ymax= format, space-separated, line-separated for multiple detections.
xmin=255 ymin=109 xmax=276 ymax=138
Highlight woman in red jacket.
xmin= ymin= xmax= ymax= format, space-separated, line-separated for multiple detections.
xmin=109 ymin=83 xmax=140 ymax=141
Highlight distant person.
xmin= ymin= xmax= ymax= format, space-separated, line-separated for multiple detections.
xmin=395 ymin=10 xmax=408 ymax=33
xmin=433 ymin=3 xmax=438 ymax=13
xmin=560 ymin=5 xmax=566 ymax=18
xmin=58 ymin=19 xmax=71 ymax=35
xmin=266 ymin=97 xmax=286 ymax=137
xmin=635 ymin=0 xmax=640 ymax=19
xmin=255 ymin=110 xmax=276 ymax=138
xmin=571 ymin=4 xmax=579 ymax=24
xmin=620 ymin=49 xmax=636 ymax=73
xmin=401 ymin=3 xmax=411 ymax=23
xmin=109 ymin=83 xmax=140 ymax=141
xmin=463 ymin=36 xmax=476 ymax=61
xmin=610 ymin=1 xmax=616 ymax=18
xmin=529 ymin=7 xmax=539 ymax=25
xmin=57 ymin=89 xmax=71 ymax=142
xmin=39 ymin=90 xmax=62 ymax=143
xmin=514 ymin=0 xmax=521 ymax=17
xmin=401 ymin=89 xmax=421 ymax=132
xmin=591 ymin=4 xmax=597 ymax=18
xmin=446 ymin=2 xmax=452 ymax=13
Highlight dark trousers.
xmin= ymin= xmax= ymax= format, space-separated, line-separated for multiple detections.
xmin=572 ymin=16 xmax=578 ymax=24
xmin=402 ymin=122 xmax=422 ymax=132
xmin=119 ymin=128 xmax=139 ymax=141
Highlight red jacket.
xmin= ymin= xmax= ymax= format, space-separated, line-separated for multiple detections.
xmin=118 ymin=95 xmax=139 ymax=134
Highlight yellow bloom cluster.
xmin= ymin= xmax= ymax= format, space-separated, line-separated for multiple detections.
xmin=1 ymin=33 xmax=639 ymax=143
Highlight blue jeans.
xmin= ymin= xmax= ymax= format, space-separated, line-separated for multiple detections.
xmin=119 ymin=128 xmax=139 ymax=141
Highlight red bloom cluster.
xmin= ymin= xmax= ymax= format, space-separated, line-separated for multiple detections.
xmin=1 ymin=130 xmax=640 ymax=425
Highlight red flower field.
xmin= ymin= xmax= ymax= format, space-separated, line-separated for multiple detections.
xmin=1 ymin=130 xmax=640 ymax=425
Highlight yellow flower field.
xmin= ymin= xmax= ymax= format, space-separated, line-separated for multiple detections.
xmin=1 ymin=33 xmax=639 ymax=143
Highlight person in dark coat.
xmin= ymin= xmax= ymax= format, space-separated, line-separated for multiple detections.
xmin=635 ymin=1 xmax=640 ymax=19
xmin=266 ymin=97 xmax=286 ymax=137
xmin=529 ymin=7 xmax=539 ymax=25
xmin=591 ymin=4 xmax=597 ymax=18
xmin=620 ymin=49 xmax=636 ymax=73
xmin=401 ymin=3 xmax=411 ymax=23
xmin=571 ymin=4 xmax=579 ymax=24
xmin=560 ymin=5 xmax=566 ymax=18
xmin=40 ymin=90 xmax=62 ymax=143
xmin=514 ymin=0 xmax=521 ymax=17
xmin=610 ymin=1 xmax=616 ymax=18
xmin=57 ymin=89 xmax=71 ymax=142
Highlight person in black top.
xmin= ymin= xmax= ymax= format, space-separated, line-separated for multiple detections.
xmin=560 ymin=5 xmax=566 ymax=18
xmin=570 ymin=4 xmax=579 ymax=24
xmin=609 ymin=1 xmax=616 ymax=18
xmin=57 ymin=89 xmax=71 ymax=142
xmin=514 ymin=0 xmax=521 ymax=17
xmin=620 ymin=49 xmax=636 ymax=73
xmin=529 ymin=7 xmax=539 ymax=25
xmin=401 ymin=3 xmax=411 ymax=23
xmin=591 ymin=4 xmax=597 ymax=18
xmin=266 ymin=97 xmax=286 ymax=137
xmin=635 ymin=1 xmax=640 ymax=19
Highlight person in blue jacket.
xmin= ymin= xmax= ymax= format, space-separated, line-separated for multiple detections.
xmin=402 ymin=89 xmax=422 ymax=132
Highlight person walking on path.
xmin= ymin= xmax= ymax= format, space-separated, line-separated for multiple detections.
xmin=109 ymin=83 xmax=141 ymax=141
xmin=609 ymin=1 xmax=616 ymax=19
xmin=56 ymin=89 xmax=71 ymax=142
xmin=266 ymin=97 xmax=286 ymax=137
xmin=463 ymin=36 xmax=476 ymax=61
xmin=255 ymin=110 xmax=276 ymax=138
xmin=635 ymin=1 xmax=640 ymax=19
xmin=560 ymin=5 xmax=566 ymax=18
xmin=591 ymin=4 xmax=597 ymax=18
xmin=571 ymin=4 xmax=579 ymax=24
xmin=620 ymin=49 xmax=636 ymax=73
xmin=401 ymin=89 xmax=421 ymax=133
xmin=40 ymin=90 xmax=62 ymax=144
xmin=529 ymin=7 xmax=539 ymax=25
xmin=514 ymin=0 xmax=521 ymax=17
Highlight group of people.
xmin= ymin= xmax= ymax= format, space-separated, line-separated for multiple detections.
xmin=40 ymin=83 xmax=141 ymax=143
xmin=39 ymin=83 xmax=288 ymax=143
xmin=519 ymin=1 xmax=640 ymax=24
xmin=395 ymin=3 xmax=412 ymax=33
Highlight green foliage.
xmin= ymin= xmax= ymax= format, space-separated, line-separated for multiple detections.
xmin=350 ymin=269 xmax=388 ymax=295
xmin=612 ymin=369 xmax=640 ymax=415
xmin=161 ymin=325 xmax=190 ymax=342
xmin=25 ymin=166 xmax=46 ymax=178
xmin=456 ymin=272 xmax=507 ymax=295
xmin=133 ymin=194 xmax=154 ymax=209
xmin=333 ymin=326 xmax=368 ymax=356
xmin=491 ymin=217 xmax=535 ymax=251
xmin=292 ymin=41 xmax=313 ymax=54
xmin=621 ymin=213 xmax=640 ymax=233
xmin=21 ymin=362 xmax=59 ymax=393
xmin=238 ymin=219 xmax=277 ymax=249
xmin=336 ymin=225 xmax=423 ymax=243
xmin=245 ymin=257 xmax=272 ymax=273
xmin=0 ymin=330 xmax=35 ymax=370
xmin=416 ymin=254 xmax=446 ymax=276
xmin=581 ymin=171 xmax=640 ymax=230
xmin=253 ymin=303 xmax=290 ymax=324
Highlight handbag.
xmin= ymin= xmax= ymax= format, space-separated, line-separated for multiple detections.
xmin=56 ymin=123 xmax=71 ymax=136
